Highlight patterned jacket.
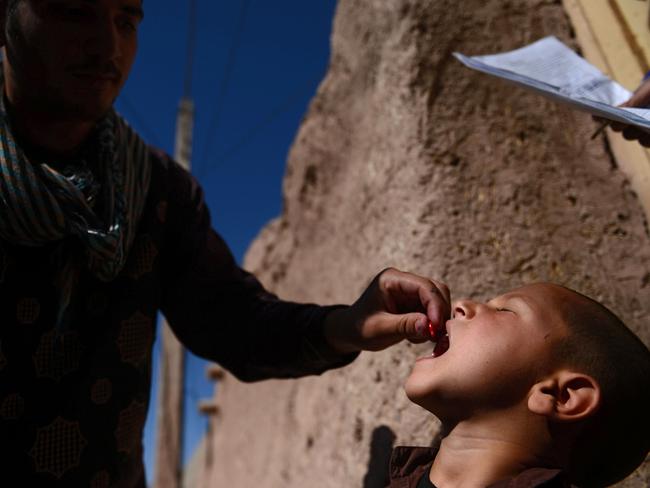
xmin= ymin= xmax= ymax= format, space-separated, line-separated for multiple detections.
xmin=0 ymin=150 xmax=356 ymax=487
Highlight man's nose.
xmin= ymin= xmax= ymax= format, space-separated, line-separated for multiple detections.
xmin=452 ymin=299 xmax=476 ymax=319
xmin=84 ymin=19 xmax=122 ymax=61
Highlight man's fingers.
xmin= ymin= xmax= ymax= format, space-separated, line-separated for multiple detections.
xmin=345 ymin=268 xmax=452 ymax=352
xmin=379 ymin=269 xmax=450 ymax=312
xmin=609 ymin=121 xmax=625 ymax=132
xmin=378 ymin=269 xmax=451 ymax=335
xmin=640 ymin=134 xmax=650 ymax=147
xmin=623 ymin=127 xmax=645 ymax=141
xmin=426 ymin=280 xmax=451 ymax=327
xmin=627 ymin=79 xmax=650 ymax=108
xmin=608 ymin=79 xmax=650 ymax=141
xmin=400 ymin=312 xmax=433 ymax=343
xmin=367 ymin=311 xmax=431 ymax=350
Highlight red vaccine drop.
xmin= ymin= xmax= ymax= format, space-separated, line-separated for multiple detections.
xmin=428 ymin=321 xmax=437 ymax=339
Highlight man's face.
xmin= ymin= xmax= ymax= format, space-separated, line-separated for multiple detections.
xmin=3 ymin=0 xmax=143 ymax=122
xmin=405 ymin=283 xmax=571 ymax=422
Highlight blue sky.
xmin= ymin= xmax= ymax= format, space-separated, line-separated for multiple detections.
xmin=114 ymin=0 xmax=339 ymax=481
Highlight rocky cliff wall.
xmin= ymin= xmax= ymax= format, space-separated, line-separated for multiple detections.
xmin=196 ymin=1 xmax=650 ymax=486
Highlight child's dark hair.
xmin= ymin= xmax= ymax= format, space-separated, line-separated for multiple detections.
xmin=553 ymin=288 xmax=650 ymax=487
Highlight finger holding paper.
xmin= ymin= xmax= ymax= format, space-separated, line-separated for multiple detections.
xmin=454 ymin=36 xmax=650 ymax=145
xmin=607 ymin=75 xmax=650 ymax=146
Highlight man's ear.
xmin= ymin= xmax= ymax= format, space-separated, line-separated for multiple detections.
xmin=528 ymin=371 xmax=601 ymax=422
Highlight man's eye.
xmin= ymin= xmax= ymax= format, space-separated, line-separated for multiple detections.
xmin=117 ymin=18 xmax=138 ymax=33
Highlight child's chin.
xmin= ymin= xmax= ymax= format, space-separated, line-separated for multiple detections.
xmin=404 ymin=379 xmax=436 ymax=407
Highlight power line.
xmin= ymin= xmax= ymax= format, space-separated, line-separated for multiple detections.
xmin=118 ymin=94 xmax=164 ymax=148
xmin=197 ymin=73 xmax=321 ymax=179
xmin=196 ymin=0 xmax=252 ymax=175
xmin=183 ymin=0 xmax=198 ymax=98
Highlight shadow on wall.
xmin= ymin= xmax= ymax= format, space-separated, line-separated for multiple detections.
xmin=362 ymin=425 xmax=397 ymax=488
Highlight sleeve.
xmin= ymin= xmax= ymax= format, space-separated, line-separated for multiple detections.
xmin=159 ymin=159 xmax=359 ymax=382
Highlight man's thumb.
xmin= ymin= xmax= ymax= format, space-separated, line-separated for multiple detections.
xmin=389 ymin=312 xmax=431 ymax=343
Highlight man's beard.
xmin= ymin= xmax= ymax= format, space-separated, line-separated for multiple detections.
xmin=34 ymin=87 xmax=116 ymax=124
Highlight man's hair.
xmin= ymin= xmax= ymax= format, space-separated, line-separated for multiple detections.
xmin=552 ymin=288 xmax=650 ymax=487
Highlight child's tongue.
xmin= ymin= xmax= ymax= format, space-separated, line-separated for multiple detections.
xmin=433 ymin=334 xmax=449 ymax=357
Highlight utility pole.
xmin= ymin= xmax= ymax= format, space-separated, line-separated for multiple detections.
xmin=154 ymin=1 xmax=196 ymax=487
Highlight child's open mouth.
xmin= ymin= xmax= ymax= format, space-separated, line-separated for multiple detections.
xmin=431 ymin=320 xmax=450 ymax=357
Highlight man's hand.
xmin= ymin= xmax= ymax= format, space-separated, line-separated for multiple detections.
xmin=323 ymin=268 xmax=451 ymax=353
xmin=599 ymin=77 xmax=650 ymax=146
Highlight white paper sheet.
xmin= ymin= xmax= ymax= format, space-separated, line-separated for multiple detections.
xmin=453 ymin=36 xmax=650 ymax=133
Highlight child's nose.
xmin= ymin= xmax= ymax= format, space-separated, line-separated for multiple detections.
xmin=452 ymin=300 xmax=475 ymax=319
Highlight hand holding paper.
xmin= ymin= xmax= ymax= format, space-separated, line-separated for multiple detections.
xmin=608 ymin=76 xmax=650 ymax=146
xmin=454 ymin=36 xmax=650 ymax=137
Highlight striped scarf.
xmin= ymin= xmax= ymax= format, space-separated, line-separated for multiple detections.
xmin=0 ymin=89 xmax=151 ymax=329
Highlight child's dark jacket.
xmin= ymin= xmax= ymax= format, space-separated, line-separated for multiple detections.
xmin=387 ymin=446 xmax=572 ymax=488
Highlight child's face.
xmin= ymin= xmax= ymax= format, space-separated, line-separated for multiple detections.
xmin=405 ymin=283 xmax=572 ymax=421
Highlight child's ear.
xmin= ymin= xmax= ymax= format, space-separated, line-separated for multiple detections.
xmin=527 ymin=371 xmax=600 ymax=422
